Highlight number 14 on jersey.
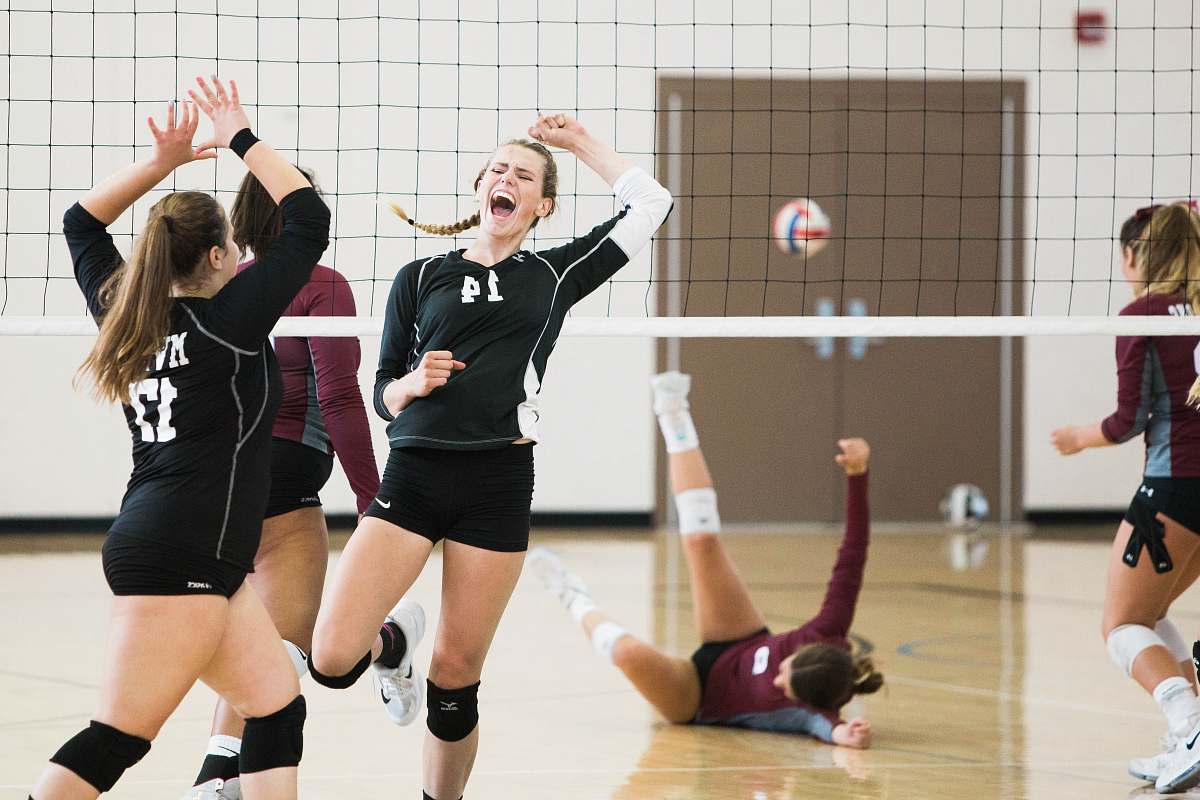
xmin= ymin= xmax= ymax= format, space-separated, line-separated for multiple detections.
xmin=461 ymin=272 xmax=503 ymax=304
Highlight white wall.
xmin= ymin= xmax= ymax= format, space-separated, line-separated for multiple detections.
xmin=1 ymin=0 xmax=1190 ymax=517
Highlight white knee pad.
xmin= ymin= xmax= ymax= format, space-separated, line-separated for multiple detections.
xmin=675 ymin=488 xmax=720 ymax=536
xmin=590 ymin=622 xmax=629 ymax=663
xmin=284 ymin=640 xmax=310 ymax=679
xmin=1107 ymin=623 xmax=1165 ymax=677
xmin=1157 ymin=618 xmax=1191 ymax=663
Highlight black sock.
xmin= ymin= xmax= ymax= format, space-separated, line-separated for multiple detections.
xmin=421 ymin=794 xmax=463 ymax=800
xmin=194 ymin=751 xmax=240 ymax=785
xmin=376 ymin=621 xmax=408 ymax=669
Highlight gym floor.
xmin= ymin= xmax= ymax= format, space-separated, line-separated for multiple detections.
xmin=0 ymin=525 xmax=1181 ymax=799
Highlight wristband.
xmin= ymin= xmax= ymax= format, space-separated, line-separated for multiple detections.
xmin=230 ymin=128 xmax=260 ymax=159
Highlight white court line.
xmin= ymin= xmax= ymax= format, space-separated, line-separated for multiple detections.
xmin=886 ymin=673 xmax=1161 ymax=721
xmin=0 ymin=759 xmax=1136 ymax=789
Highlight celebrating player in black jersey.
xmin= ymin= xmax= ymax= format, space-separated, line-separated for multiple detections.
xmin=303 ymin=114 xmax=672 ymax=800
xmin=29 ymin=77 xmax=329 ymax=800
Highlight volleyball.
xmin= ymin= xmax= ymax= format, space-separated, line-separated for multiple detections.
xmin=772 ymin=198 xmax=831 ymax=256
xmin=940 ymin=483 xmax=989 ymax=531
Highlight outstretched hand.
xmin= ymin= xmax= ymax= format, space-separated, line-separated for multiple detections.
xmin=835 ymin=438 xmax=870 ymax=476
xmin=832 ymin=716 xmax=872 ymax=749
xmin=528 ymin=113 xmax=588 ymax=150
xmin=188 ymin=75 xmax=252 ymax=150
xmin=147 ymin=101 xmax=215 ymax=170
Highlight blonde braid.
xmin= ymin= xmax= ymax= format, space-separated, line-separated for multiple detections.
xmin=384 ymin=201 xmax=480 ymax=237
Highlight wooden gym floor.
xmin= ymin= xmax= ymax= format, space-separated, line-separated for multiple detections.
xmin=0 ymin=525 xmax=1187 ymax=799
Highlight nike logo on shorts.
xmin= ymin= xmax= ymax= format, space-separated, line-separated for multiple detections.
xmin=378 ymin=499 xmax=392 ymax=508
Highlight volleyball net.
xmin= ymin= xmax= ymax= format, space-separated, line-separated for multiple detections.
xmin=0 ymin=2 xmax=1197 ymax=338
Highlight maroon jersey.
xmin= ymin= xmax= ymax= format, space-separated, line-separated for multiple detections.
xmin=1100 ymin=293 xmax=1200 ymax=477
xmin=695 ymin=474 xmax=870 ymax=741
xmin=238 ymin=262 xmax=380 ymax=513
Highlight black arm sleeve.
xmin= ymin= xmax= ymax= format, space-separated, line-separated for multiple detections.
xmin=64 ymin=202 xmax=125 ymax=319
xmin=205 ymin=187 xmax=330 ymax=348
xmin=536 ymin=167 xmax=672 ymax=307
xmin=372 ymin=258 xmax=424 ymax=421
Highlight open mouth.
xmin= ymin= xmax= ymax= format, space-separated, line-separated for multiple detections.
xmin=490 ymin=189 xmax=516 ymax=220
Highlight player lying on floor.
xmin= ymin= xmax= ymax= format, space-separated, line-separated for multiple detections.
xmin=529 ymin=371 xmax=881 ymax=747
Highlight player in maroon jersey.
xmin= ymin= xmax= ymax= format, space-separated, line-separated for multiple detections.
xmin=182 ymin=169 xmax=380 ymax=800
xmin=1051 ymin=202 xmax=1200 ymax=791
xmin=530 ymin=372 xmax=882 ymax=748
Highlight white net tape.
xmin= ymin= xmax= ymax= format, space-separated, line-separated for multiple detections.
xmin=5 ymin=315 xmax=1198 ymax=338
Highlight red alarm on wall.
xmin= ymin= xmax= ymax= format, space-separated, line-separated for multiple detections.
xmin=1076 ymin=10 xmax=1106 ymax=44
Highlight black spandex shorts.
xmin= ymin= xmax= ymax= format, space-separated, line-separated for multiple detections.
xmin=1122 ymin=477 xmax=1200 ymax=574
xmin=364 ymin=444 xmax=535 ymax=552
xmin=691 ymin=627 xmax=770 ymax=690
xmin=102 ymin=534 xmax=247 ymax=597
xmin=265 ymin=437 xmax=335 ymax=519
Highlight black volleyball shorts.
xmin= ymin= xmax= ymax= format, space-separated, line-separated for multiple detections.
xmin=265 ymin=437 xmax=335 ymax=519
xmin=364 ymin=444 xmax=535 ymax=552
xmin=1121 ymin=477 xmax=1200 ymax=573
xmin=102 ymin=534 xmax=247 ymax=597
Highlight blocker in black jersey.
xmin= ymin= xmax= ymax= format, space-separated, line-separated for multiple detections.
xmin=373 ymin=167 xmax=673 ymax=450
xmin=66 ymin=187 xmax=330 ymax=571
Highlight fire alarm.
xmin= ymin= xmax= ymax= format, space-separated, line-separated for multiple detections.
xmin=1077 ymin=10 xmax=1106 ymax=43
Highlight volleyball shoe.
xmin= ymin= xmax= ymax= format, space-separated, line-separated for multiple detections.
xmin=374 ymin=598 xmax=426 ymax=726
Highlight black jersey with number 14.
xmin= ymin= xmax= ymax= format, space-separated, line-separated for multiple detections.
xmin=66 ymin=188 xmax=330 ymax=568
xmin=373 ymin=167 xmax=672 ymax=449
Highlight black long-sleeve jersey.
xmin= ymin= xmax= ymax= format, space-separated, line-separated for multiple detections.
xmin=373 ymin=167 xmax=672 ymax=450
xmin=67 ymin=187 xmax=331 ymax=568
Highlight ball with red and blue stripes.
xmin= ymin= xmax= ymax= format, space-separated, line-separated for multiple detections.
xmin=772 ymin=198 xmax=831 ymax=256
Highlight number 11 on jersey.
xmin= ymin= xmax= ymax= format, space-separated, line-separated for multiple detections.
xmin=461 ymin=271 xmax=503 ymax=304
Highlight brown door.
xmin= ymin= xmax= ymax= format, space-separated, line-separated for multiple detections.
xmin=655 ymin=77 xmax=1023 ymax=523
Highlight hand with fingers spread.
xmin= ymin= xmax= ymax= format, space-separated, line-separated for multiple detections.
xmin=148 ymin=101 xmax=215 ymax=171
xmin=396 ymin=350 xmax=467 ymax=407
xmin=835 ymin=437 xmax=870 ymax=476
xmin=188 ymin=75 xmax=252 ymax=150
xmin=527 ymin=113 xmax=588 ymax=151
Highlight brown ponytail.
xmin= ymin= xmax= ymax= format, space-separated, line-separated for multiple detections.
xmin=385 ymin=138 xmax=558 ymax=236
xmin=78 ymin=191 xmax=227 ymax=404
xmin=788 ymin=643 xmax=885 ymax=711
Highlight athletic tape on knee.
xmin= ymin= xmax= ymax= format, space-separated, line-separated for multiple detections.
xmin=1157 ymin=618 xmax=1191 ymax=663
xmin=675 ymin=487 xmax=720 ymax=535
xmin=426 ymin=680 xmax=480 ymax=743
xmin=240 ymin=695 xmax=306 ymax=774
xmin=308 ymin=652 xmax=370 ymax=689
xmin=283 ymin=640 xmax=310 ymax=679
xmin=591 ymin=621 xmax=628 ymax=663
xmin=49 ymin=720 xmax=150 ymax=793
xmin=1107 ymin=623 xmax=1165 ymax=677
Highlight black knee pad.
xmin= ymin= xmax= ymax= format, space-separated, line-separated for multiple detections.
xmin=241 ymin=695 xmax=306 ymax=774
xmin=49 ymin=720 xmax=150 ymax=792
xmin=426 ymin=680 xmax=480 ymax=742
xmin=308 ymin=652 xmax=371 ymax=690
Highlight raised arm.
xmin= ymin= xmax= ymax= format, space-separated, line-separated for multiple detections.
xmin=528 ymin=114 xmax=672 ymax=304
xmin=189 ymin=76 xmax=310 ymax=203
xmin=68 ymin=102 xmax=215 ymax=315
xmin=803 ymin=440 xmax=871 ymax=641
xmin=189 ymin=75 xmax=330 ymax=346
xmin=529 ymin=113 xmax=631 ymax=187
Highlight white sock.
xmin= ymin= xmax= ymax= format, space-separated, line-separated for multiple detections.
xmin=657 ymin=410 xmax=699 ymax=453
xmin=590 ymin=621 xmax=628 ymax=662
xmin=206 ymin=734 xmax=242 ymax=757
xmin=567 ymin=593 xmax=597 ymax=622
xmin=1154 ymin=676 xmax=1200 ymax=738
